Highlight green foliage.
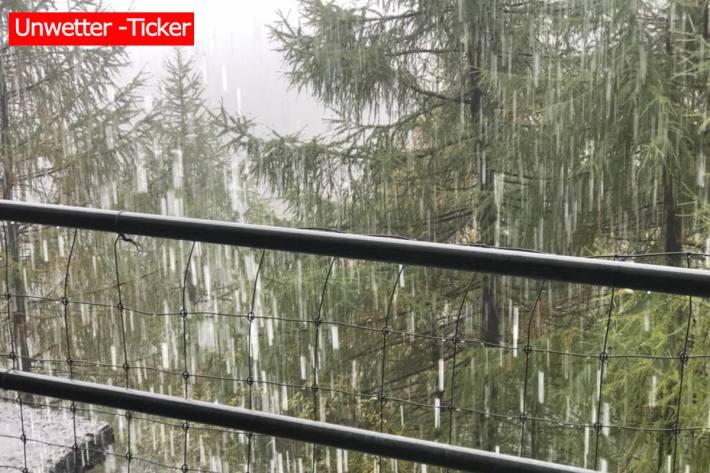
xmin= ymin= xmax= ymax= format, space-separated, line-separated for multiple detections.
xmin=126 ymin=49 xmax=234 ymax=220
xmin=213 ymin=0 xmax=710 ymax=471
xmin=3 ymin=1 xmax=710 ymax=472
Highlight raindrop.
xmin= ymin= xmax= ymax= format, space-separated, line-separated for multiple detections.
xmin=649 ymin=376 xmax=657 ymax=408
xmin=110 ymin=345 xmax=117 ymax=370
xmin=643 ymin=311 xmax=650 ymax=332
xmin=512 ymin=306 xmax=519 ymax=356
xmin=331 ymin=325 xmax=340 ymax=350
xmin=161 ymin=342 xmax=169 ymax=369
xmin=434 ymin=397 xmax=441 ymax=429
xmin=281 ymin=385 xmax=288 ymax=411
xmin=57 ymin=233 xmax=65 ymax=258
xmin=267 ymin=318 xmax=274 ymax=347
xmin=336 ymin=449 xmax=343 ymax=473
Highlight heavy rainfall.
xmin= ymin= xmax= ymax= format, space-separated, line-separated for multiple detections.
xmin=0 ymin=1 xmax=709 ymax=473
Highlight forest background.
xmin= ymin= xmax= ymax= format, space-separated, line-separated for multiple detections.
xmin=1 ymin=1 xmax=710 ymax=472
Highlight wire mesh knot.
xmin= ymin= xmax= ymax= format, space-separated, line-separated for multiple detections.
xmin=381 ymin=327 xmax=390 ymax=337
xmin=672 ymin=423 xmax=681 ymax=436
xmin=122 ymin=362 xmax=130 ymax=372
xmin=9 ymin=351 xmax=16 ymax=361
xmin=523 ymin=344 xmax=533 ymax=355
xmin=118 ymin=233 xmax=143 ymax=253
xmin=599 ymin=351 xmax=609 ymax=363
xmin=72 ymin=442 xmax=80 ymax=453
xmin=593 ymin=421 xmax=603 ymax=434
xmin=679 ymin=351 xmax=689 ymax=365
xmin=519 ymin=413 xmax=528 ymax=424
xmin=19 ymin=433 xmax=26 ymax=444
xmin=180 ymin=308 xmax=188 ymax=318
xmin=377 ymin=391 xmax=387 ymax=402
xmin=450 ymin=335 xmax=461 ymax=345
xmin=116 ymin=302 xmax=124 ymax=311
xmin=69 ymin=402 xmax=77 ymax=414
xmin=247 ymin=311 xmax=256 ymax=322
xmin=66 ymin=357 xmax=73 ymax=366
xmin=310 ymin=383 xmax=319 ymax=394
xmin=3 ymin=292 xmax=11 ymax=301
xmin=181 ymin=464 xmax=189 ymax=473
xmin=447 ymin=402 xmax=456 ymax=412
xmin=21 ymin=468 xmax=28 ymax=473
xmin=125 ymin=452 xmax=132 ymax=462
xmin=125 ymin=411 xmax=132 ymax=421
xmin=182 ymin=421 xmax=190 ymax=432
xmin=182 ymin=370 xmax=190 ymax=381
xmin=60 ymin=296 xmax=69 ymax=307
xmin=313 ymin=317 xmax=321 ymax=327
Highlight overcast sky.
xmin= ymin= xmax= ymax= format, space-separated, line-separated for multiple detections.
xmin=110 ymin=0 xmax=328 ymax=136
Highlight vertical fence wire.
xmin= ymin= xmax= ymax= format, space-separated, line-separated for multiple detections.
xmin=61 ymin=229 xmax=79 ymax=472
xmin=518 ymin=281 xmax=546 ymax=456
xmin=311 ymin=257 xmax=335 ymax=473
xmin=446 ymin=274 xmax=478 ymax=471
xmin=246 ymin=250 xmax=266 ymax=473
xmin=671 ymin=254 xmax=694 ymax=473
xmin=592 ymin=281 xmax=617 ymax=470
xmin=113 ymin=234 xmax=135 ymax=472
xmin=3 ymin=221 xmax=28 ymax=473
xmin=377 ymin=266 xmax=404 ymax=473
xmin=180 ymin=242 xmax=197 ymax=473
xmin=2 ymin=222 xmax=15 ymax=366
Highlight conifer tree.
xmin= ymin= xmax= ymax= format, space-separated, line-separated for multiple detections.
xmin=136 ymin=48 xmax=232 ymax=221
xmin=217 ymin=0 xmax=710 ymax=467
xmin=0 ymin=0 xmax=146 ymax=373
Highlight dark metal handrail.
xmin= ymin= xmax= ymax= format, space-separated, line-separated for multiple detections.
xmin=0 ymin=370 xmax=593 ymax=473
xmin=0 ymin=199 xmax=708 ymax=297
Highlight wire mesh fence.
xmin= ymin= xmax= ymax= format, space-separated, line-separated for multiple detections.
xmin=1 ymin=210 xmax=709 ymax=473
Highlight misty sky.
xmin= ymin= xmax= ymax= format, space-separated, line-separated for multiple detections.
xmin=110 ymin=0 xmax=328 ymax=136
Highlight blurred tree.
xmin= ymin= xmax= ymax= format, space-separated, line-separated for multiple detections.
xmin=0 ymin=0 xmax=146 ymax=374
xmin=134 ymin=48 xmax=234 ymax=221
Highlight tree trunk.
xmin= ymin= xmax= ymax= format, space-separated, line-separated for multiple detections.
xmin=466 ymin=28 xmax=500 ymax=348
xmin=662 ymin=166 xmax=682 ymax=267
xmin=466 ymin=25 xmax=500 ymax=453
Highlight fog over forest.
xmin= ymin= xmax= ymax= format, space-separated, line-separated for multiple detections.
xmin=113 ymin=0 xmax=328 ymax=135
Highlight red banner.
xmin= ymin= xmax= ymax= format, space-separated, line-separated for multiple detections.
xmin=8 ymin=12 xmax=194 ymax=46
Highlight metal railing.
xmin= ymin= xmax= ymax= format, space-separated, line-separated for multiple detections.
xmin=1 ymin=200 xmax=709 ymax=297
xmin=1 ymin=200 xmax=708 ymax=473
xmin=0 ymin=370 xmax=591 ymax=473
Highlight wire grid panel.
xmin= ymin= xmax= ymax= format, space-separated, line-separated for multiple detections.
xmin=0 ymin=224 xmax=709 ymax=473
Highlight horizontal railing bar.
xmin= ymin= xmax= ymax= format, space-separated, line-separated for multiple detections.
xmin=1 ymin=200 xmax=709 ymax=297
xmin=0 ymin=370 xmax=592 ymax=473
